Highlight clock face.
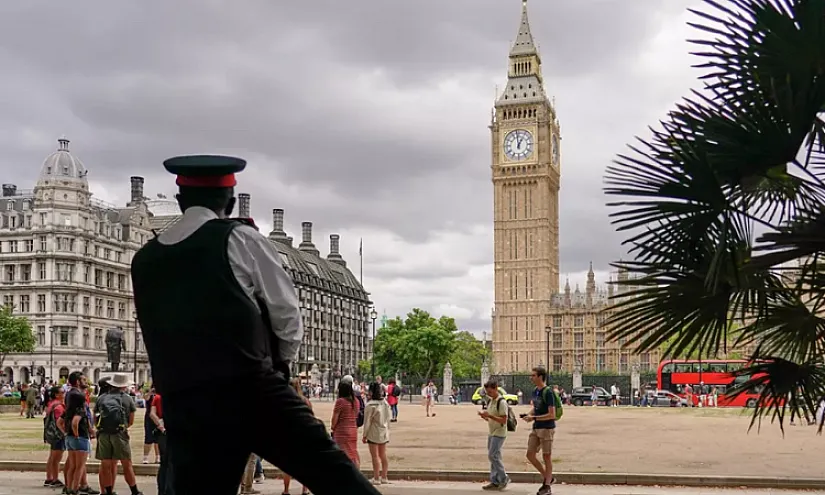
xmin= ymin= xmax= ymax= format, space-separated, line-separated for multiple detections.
xmin=552 ymin=134 xmax=560 ymax=163
xmin=503 ymin=129 xmax=534 ymax=161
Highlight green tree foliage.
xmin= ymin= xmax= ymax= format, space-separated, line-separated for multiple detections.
xmin=604 ymin=0 xmax=825 ymax=431
xmin=0 ymin=305 xmax=35 ymax=370
xmin=373 ymin=308 xmax=458 ymax=381
xmin=449 ymin=331 xmax=489 ymax=380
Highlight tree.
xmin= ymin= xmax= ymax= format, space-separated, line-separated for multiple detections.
xmin=373 ymin=308 xmax=457 ymax=381
xmin=0 ymin=305 xmax=35 ymax=371
xmin=449 ymin=331 xmax=489 ymax=380
xmin=604 ymin=0 xmax=825 ymax=432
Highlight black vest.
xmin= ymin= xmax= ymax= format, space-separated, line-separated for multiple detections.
xmin=131 ymin=219 xmax=275 ymax=395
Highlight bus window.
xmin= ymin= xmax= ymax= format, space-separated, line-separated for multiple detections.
xmin=728 ymin=362 xmax=743 ymax=372
xmin=709 ymin=363 xmax=727 ymax=373
xmin=662 ymin=363 xmax=674 ymax=373
xmin=675 ymin=364 xmax=692 ymax=373
xmin=733 ymin=374 xmax=751 ymax=385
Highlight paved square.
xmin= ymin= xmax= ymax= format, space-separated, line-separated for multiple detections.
xmin=1 ymin=401 xmax=820 ymax=477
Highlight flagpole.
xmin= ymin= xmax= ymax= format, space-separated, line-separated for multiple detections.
xmin=359 ymin=238 xmax=363 ymax=286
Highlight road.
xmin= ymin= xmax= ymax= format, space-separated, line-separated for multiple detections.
xmin=2 ymin=472 xmax=824 ymax=495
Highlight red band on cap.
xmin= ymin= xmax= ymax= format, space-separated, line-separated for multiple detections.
xmin=176 ymin=174 xmax=237 ymax=187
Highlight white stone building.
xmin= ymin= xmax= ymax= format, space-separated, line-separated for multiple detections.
xmin=0 ymin=137 xmax=151 ymax=385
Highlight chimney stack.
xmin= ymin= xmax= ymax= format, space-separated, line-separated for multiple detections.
xmin=269 ymin=208 xmax=288 ymax=241
xmin=129 ymin=176 xmax=144 ymax=205
xmin=2 ymin=184 xmax=17 ymax=197
xmin=298 ymin=222 xmax=320 ymax=256
xmin=285 ymin=236 xmax=293 ymax=247
xmin=327 ymin=234 xmax=346 ymax=267
xmin=238 ymin=193 xmax=251 ymax=218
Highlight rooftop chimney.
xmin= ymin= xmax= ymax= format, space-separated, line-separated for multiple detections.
xmin=2 ymin=184 xmax=17 ymax=197
xmin=129 ymin=176 xmax=144 ymax=205
xmin=237 ymin=193 xmax=251 ymax=218
xmin=269 ymin=208 xmax=288 ymax=241
xmin=285 ymin=236 xmax=293 ymax=247
xmin=299 ymin=222 xmax=320 ymax=256
xmin=327 ymin=234 xmax=346 ymax=267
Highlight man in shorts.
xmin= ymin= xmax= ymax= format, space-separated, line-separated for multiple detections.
xmin=522 ymin=366 xmax=557 ymax=495
xmin=63 ymin=372 xmax=93 ymax=495
xmin=95 ymin=373 xmax=142 ymax=495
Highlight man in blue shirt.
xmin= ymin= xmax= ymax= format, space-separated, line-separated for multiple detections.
xmin=522 ymin=366 xmax=556 ymax=495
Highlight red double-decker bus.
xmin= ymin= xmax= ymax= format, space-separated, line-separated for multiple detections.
xmin=657 ymin=359 xmax=762 ymax=408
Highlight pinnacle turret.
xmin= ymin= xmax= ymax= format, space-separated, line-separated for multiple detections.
xmin=510 ymin=0 xmax=537 ymax=57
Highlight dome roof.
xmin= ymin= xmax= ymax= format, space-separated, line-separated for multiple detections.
xmin=39 ymin=137 xmax=88 ymax=183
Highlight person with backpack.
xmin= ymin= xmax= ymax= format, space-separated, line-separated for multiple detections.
xmin=386 ymin=378 xmax=400 ymax=422
xmin=478 ymin=380 xmax=511 ymax=491
xmin=43 ymin=386 xmax=66 ymax=488
xmin=94 ymin=373 xmax=143 ymax=495
xmin=523 ymin=366 xmax=561 ymax=495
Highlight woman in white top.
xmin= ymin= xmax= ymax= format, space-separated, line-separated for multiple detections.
xmin=422 ymin=381 xmax=437 ymax=417
xmin=363 ymin=382 xmax=391 ymax=485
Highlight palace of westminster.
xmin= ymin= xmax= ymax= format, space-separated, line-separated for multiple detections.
xmin=0 ymin=137 xmax=373 ymax=386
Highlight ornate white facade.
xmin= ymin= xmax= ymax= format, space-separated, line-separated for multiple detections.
xmin=0 ymin=138 xmax=151 ymax=385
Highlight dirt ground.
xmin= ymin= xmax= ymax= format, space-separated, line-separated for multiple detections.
xmin=1 ymin=401 xmax=820 ymax=477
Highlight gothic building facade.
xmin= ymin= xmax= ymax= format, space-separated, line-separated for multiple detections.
xmin=0 ymin=138 xmax=152 ymax=385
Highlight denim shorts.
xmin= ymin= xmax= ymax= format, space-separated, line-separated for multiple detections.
xmin=65 ymin=435 xmax=91 ymax=452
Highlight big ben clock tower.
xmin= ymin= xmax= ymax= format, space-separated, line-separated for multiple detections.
xmin=491 ymin=0 xmax=561 ymax=373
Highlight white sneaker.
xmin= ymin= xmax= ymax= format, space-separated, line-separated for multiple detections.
xmin=142 ymin=456 xmax=149 ymax=464
xmin=370 ymin=478 xmax=382 ymax=485
xmin=381 ymin=477 xmax=390 ymax=484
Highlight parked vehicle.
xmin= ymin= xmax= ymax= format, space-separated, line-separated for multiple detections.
xmin=570 ymin=386 xmax=611 ymax=406
xmin=471 ymin=387 xmax=519 ymax=406
xmin=645 ymin=389 xmax=688 ymax=407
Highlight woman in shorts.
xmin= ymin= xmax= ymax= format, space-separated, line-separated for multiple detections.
xmin=362 ymin=382 xmax=391 ymax=485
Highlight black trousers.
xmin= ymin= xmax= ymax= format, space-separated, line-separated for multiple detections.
xmin=163 ymin=371 xmax=379 ymax=495
xmin=156 ymin=432 xmax=173 ymax=495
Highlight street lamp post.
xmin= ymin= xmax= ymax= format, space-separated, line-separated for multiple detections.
xmin=545 ymin=326 xmax=551 ymax=371
xmin=370 ymin=307 xmax=378 ymax=378
xmin=132 ymin=311 xmax=138 ymax=385
xmin=49 ymin=327 xmax=55 ymax=383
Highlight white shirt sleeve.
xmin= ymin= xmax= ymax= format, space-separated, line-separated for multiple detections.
xmin=226 ymin=225 xmax=303 ymax=364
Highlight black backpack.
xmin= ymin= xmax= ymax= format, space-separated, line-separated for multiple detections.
xmin=356 ymin=395 xmax=365 ymax=427
xmin=391 ymin=385 xmax=401 ymax=398
xmin=43 ymin=404 xmax=64 ymax=445
xmin=96 ymin=393 xmax=127 ymax=434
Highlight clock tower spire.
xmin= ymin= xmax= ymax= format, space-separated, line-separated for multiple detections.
xmin=490 ymin=0 xmax=561 ymax=374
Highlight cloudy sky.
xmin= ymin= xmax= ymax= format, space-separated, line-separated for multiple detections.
xmin=0 ymin=0 xmax=708 ymax=336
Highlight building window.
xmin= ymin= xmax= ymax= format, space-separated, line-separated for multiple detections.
xmin=641 ymin=353 xmax=651 ymax=371
xmin=37 ymin=326 xmax=45 ymax=346
xmin=53 ymin=294 xmax=76 ymax=313
xmin=115 ymin=251 xmax=122 ymax=263
xmin=8 ymin=240 xmax=17 ymax=252
xmin=84 ymin=265 xmax=90 ymax=283
xmin=552 ymin=332 xmax=562 ymax=349
xmin=574 ymin=315 xmax=584 ymax=327
xmin=106 ymin=300 xmax=115 ymax=318
xmin=94 ymin=269 xmax=102 ymax=287
xmin=596 ymin=332 xmax=605 ymax=348
xmin=83 ymin=328 xmax=90 ymax=349
xmin=118 ymin=302 xmax=126 ymax=319
xmin=24 ymin=240 xmax=33 ymax=252
xmin=20 ymin=264 xmax=31 ymax=281
xmin=596 ymin=313 xmax=605 ymax=327
xmin=597 ymin=353 xmax=606 ymax=371
xmin=106 ymin=272 xmax=114 ymax=288
xmin=56 ymin=237 xmax=74 ymax=252
xmin=94 ymin=298 xmax=103 ymax=317
xmin=94 ymin=329 xmax=103 ymax=349
xmin=19 ymin=295 xmax=30 ymax=313
xmin=574 ymin=333 xmax=584 ymax=349
xmin=553 ymin=316 xmax=562 ymax=328
xmin=118 ymin=274 xmax=126 ymax=290
xmin=83 ymin=297 xmax=90 ymax=315
xmin=40 ymin=213 xmax=47 ymax=226
xmin=39 ymin=235 xmax=47 ymax=251
xmin=37 ymin=294 xmax=46 ymax=312
xmin=59 ymin=327 xmax=70 ymax=346
xmin=56 ymin=263 xmax=75 ymax=281
xmin=3 ymin=295 xmax=14 ymax=308
xmin=38 ymin=262 xmax=46 ymax=280
xmin=552 ymin=354 xmax=563 ymax=372
xmin=4 ymin=265 xmax=14 ymax=281
xmin=619 ymin=354 xmax=629 ymax=374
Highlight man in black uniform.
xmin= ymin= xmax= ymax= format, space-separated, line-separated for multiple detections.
xmin=131 ymin=156 xmax=378 ymax=495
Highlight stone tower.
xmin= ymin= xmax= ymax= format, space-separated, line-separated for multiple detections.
xmin=491 ymin=0 xmax=562 ymax=373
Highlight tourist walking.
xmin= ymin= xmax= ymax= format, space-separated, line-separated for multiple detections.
xmin=130 ymin=156 xmax=378 ymax=495
xmin=95 ymin=373 xmax=143 ymax=495
xmin=423 ymin=381 xmax=437 ymax=417
xmin=331 ymin=380 xmax=360 ymax=468
xmin=142 ymin=385 xmax=159 ymax=464
xmin=363 ymin=382 xmax=391 ymax=485
xmin=386 ymin=378 xmax=400 ymax=422
xmin=478 ymin=380 xmax=510 ymax=491
xmin=522 ymin=366 xmax=558 ymax=495
xmin=283 ymin=378 xmax=312 ymax=495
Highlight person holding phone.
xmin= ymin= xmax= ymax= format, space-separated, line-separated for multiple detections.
xmin=477 ymin=380 xmax=510 ymax=491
